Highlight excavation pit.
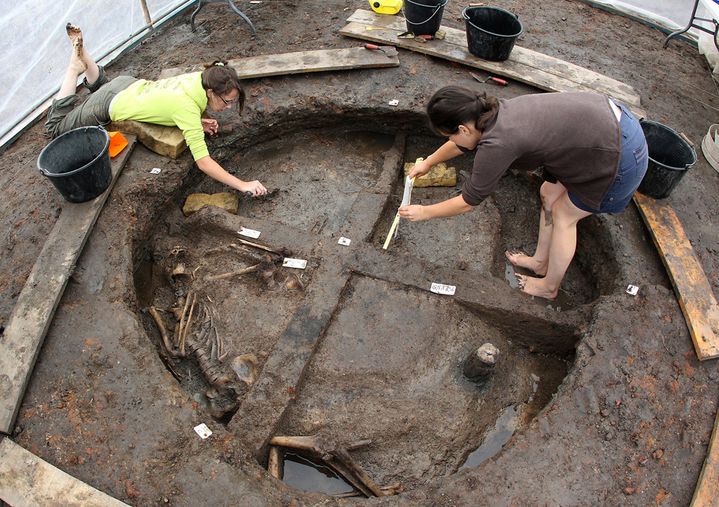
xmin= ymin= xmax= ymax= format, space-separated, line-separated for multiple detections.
xmin=131 ymin=123 xmax=611 ymax=497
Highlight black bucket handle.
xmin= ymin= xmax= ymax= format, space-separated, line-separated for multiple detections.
xmin=640 ymin=119 xmax=697 ymax=170
xmin=462 ymin=6 xmax=523 ymax=39
xmin=37 ymin=126 xmax=110 ymax=178
xmin=404 ymin=0 xmax=449 ymax=26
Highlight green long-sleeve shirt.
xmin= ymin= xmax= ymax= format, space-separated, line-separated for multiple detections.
xmin=110 ymin=72 xmax=209 ymax=160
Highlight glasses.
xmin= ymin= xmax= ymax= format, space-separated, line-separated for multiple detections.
xmin=217 ymin=93 xmax=239 ymax=106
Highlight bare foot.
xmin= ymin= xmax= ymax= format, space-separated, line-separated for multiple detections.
xmin=505 ymin=250 xmax=547 ymax=276
xmin=65 ymin=23 xmax=86 ymax=73
xmin=515 ymin=274 xmax=558 ymax=300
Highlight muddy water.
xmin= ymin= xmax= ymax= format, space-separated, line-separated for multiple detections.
xmin=282 ymin=452 xmax=355 ymax=495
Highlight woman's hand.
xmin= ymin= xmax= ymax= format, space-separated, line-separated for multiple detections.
xmin=241 ymin=180 xmax=268 ymax=196
xmin=399 ymin=204 xmax=427 ymax=221
xmin=201 ymin=118 xmax=219 ymax=136
xmin=408 ymin=159 xmax=432 ymax=179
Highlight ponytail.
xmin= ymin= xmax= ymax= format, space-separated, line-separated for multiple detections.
xmin=426 ymin=86 xmax=499 ymax=135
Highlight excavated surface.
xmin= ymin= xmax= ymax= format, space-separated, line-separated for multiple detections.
xmin=1 ymin=1 xmax=718 ymax=506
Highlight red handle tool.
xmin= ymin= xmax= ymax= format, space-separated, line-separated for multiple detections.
xmin=469 ymin=71 xmax=508 ymax=86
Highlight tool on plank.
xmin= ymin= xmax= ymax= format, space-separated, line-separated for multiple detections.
xmin=469 ymin=71 xmax=508 ymax=86
xmin=363 ymin=43 xmax=392 ymax=57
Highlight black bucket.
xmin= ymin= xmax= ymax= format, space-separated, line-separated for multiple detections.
xmin=404 ymin=0 xmax=448 ymax=36
xmin=637 ymin=120 xmax=696 ymax=199
xmin=37 ymin=126 xmax=112 ymax=203
xmin=462 ymin=6 xmax=523 ymax=61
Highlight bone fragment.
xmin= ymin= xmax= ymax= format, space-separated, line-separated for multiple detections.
xmin=148 ymin=306 xmax=173 ymax=354
xmin=267 ymin=446 xmax=284 ymax=480
xmin=205 ymin=263 xmax=261 ymax=282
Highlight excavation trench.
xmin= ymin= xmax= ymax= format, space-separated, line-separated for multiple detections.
xmin=133 ymin=121 xmax=617 ymax=497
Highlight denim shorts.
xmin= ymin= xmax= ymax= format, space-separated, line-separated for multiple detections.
xmin=569 ymin=103 xmax=649 ymax=214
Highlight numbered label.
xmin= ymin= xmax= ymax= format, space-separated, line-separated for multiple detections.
xmin=283 ymin=258 xmax=308 ymax=269
xmin=238 ymin=227 xmax=261 ymax=239
xmin=338 ymin=237 xmax=351 ymax=246
xmin=150 ymin=167 xmax=162 ymax=175
xmin=430 ymin=282 xmax=456 ymax=296
xmin=193 ymin=423 xmax=212 ymax=439
xmin=625 ymin=284 xmax=639 ymax=296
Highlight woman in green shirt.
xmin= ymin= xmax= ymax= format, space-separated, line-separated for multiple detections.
xmin=45 ymin=23 xmax=266 ymax=196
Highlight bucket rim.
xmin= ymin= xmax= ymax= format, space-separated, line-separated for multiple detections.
xmin=462 ymin=6 xmax=524 ymax=39
xmin=37 ymin=126 xmax=110 ymax=179
xmin=640 ymin=119 xmax=697 ymax=170
xmin=404 ymin=0 xmax=448 ymax=8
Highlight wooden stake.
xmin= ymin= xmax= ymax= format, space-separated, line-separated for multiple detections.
xmin=267 ymin=446 xmax=284 ymax=479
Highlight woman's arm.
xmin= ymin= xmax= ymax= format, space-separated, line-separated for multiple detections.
xmin=398 ymin=194 xmax=474 ymax=222
xmin=195 ymin=156 xmax=267 ymax=195
xmin=408 ymin=141 xmax=465 ymax=178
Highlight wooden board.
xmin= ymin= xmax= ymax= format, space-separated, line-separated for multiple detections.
xmin=0 ymin=438 xmax=129 ymax=506
xmin=0 ymin=137 xmax=136 ymax=434
xmin=634 ymin=192 xmax=719 ymax=361
xmin=159 ymin=46 xmax=400 ymax=80
xmin=340 ymin=10 xmax=645 ymax=117
xmin=691 ymin=397 xmax=719 ymax=506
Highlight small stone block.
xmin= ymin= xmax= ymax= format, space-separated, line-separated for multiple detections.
xmin=183 ymin=192 xmax=239 ymax=216
xmin=109 ymin=121 xmax=187 ymax=159
xmin=404 ymin=162 xmax=457 ymax=187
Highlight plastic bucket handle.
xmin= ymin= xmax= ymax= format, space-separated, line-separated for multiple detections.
xmin=404 ymin=0 xmax=449 ymax=26
xmin=462 ymin=6 xmax=523 ymax=38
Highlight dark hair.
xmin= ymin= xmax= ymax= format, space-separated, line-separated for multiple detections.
xmin=201 ymin=60 xmax=246 ymax=112
xmin=426 ymin=86 xmax=499 ymax=135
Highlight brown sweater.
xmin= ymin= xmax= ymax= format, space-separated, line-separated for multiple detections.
xmin=461 ymin=92 xmax=621 ymax=210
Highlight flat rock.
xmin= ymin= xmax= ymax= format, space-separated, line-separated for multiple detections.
xmin=404 ymin=161 xmax=457 ymax=187
xmin=110 ymin=120 xmax=186 ymax=159
xmin=183 ymin=192 xmax=239 ymax=216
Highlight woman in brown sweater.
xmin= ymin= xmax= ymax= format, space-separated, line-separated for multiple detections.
xmin=399 ymin=86 xmax=648 ymax=300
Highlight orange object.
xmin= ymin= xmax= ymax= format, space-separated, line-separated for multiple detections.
xmin=108 ymin=131 xmax=128 ymax=158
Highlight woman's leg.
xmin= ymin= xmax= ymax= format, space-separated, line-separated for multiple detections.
xmin=506 ymin=180 xmax=567 ymax=276
xmin=516 ymin=193 xmax=592 ymax=299
xmin=56 ymin=24 xmax=101 ymax=100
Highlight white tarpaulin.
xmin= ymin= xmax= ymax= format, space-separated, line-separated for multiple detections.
xmin=0 ymin=0 xmax=190 ymax=145
xmin=0 ymin=0 xmax=713 ymax=148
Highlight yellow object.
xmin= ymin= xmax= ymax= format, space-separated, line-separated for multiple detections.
xmin=404 ymin=161 xmax=457 ymax=187
xmin=183 ymin=192 xmax=240 ymax=216
xmin=368 ymin=0 xmax=403 ymax=15
xmin=107 ymin=131 xmax=128 ymax=158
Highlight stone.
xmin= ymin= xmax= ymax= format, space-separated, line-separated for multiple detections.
xmin=404 ymin=162 xmax=457 ymax=187
xmin=182 ymin=192 xmax=239 ymax=216
xmin=110 ymin=120 xmax=187 ymax=159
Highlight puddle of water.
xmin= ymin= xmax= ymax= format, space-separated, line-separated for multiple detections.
xmin=282 ymin=452 xmax=355 ymax=495
xmin=460 ymin=405 xmax=520 ymax=469
xmin=504 ymin=261 xmax=520 ymax=289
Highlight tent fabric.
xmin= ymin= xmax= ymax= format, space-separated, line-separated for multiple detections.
xmin=0 ymin=0 xmax=187 ymax=146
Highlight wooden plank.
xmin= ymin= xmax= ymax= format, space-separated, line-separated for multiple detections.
xmin=691 ymin=397 xmax=719 ymax=506
xmin=634 ymin=192 xmax=719 ymax=361
xmin=341 ymin=10 xmax=645 ymax=116
xmin=0 ymin=438 xmax=129 ymax=506
xmin=159 ymin=46 xmax=400 ymax=80
xmin=0 ymin=137 xmax=137 ymax=434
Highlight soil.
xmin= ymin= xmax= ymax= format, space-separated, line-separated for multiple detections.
xmin=1 ymin=1 xmax=719 ymax=506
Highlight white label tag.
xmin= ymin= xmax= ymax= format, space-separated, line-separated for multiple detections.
xmin=626 ymin=284 xmax=639 ymax=296
xmin=388 ymin=99 xmax=399 ymax=106
xmin=238 ymin=227 xmax=261 ymax=239
xmin=150 ymin=167 xmax=162 ymax=175
xmin=338 ymin=237 xmax=351 ymax=246
xmin=283 ymin=258 xmax=307 ymax=269
xmin=193 ymin=423 xmax=212 ymax=439
xmin=430 ymin=282 xmax=456 ymax=296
